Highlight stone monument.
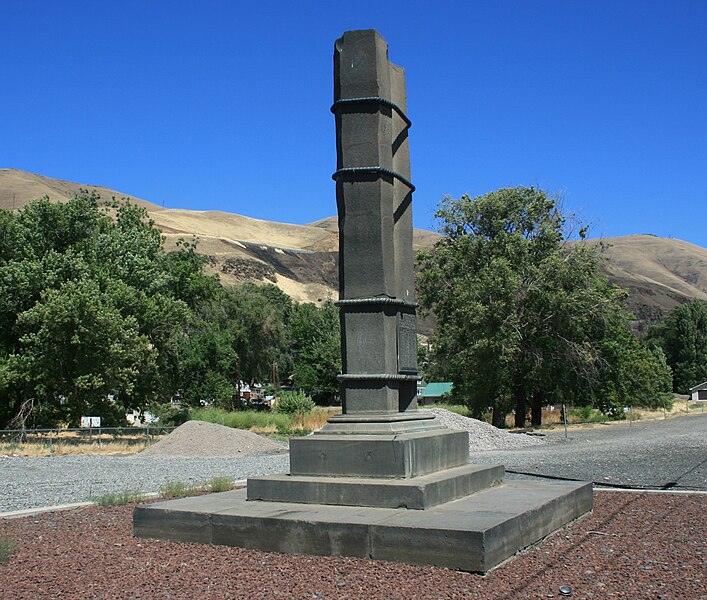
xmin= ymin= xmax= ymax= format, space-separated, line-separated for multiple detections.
xmin=134 ymin=30 xmax=592 ymax=572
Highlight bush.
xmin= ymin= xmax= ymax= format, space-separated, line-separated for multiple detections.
xmin=146 ymin=402 xmax=190 ymax=426
xmin=189 ymin=407 xmax=290 ymax=431
xmin=568 ymin=406 xmax=607 ymax=424
xmin=93 ymin=490 xmax=146 ymax=506
xmin=0 ymin=536 xmax=17 ymax=564
xmin=206 ymin=476 xmax=234 ymax=493
xmin=274 ymin=391 xmax=315 ymax=415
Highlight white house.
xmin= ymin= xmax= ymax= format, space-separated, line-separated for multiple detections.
xmin=689 ymin=381 xmax=707 ymax=402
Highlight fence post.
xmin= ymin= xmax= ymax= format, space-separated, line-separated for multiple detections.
xmin=562 ymin=403 xmax=568 ymax=439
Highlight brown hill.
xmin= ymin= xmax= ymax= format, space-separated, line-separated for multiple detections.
xmin=581 ymin=235 xmax=707 ymax=333
xmin=0 ymin=168 xmax=161 ymax=212
xmin=2 ymin=169 xmax=705 ymax=331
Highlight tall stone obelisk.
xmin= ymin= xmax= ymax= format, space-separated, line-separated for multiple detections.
xmin=134 ymin=31 xmax=592 ymax=573
xmin=285 ymin=30 xmax=471 ymax=478
xmin=327 ymin=29 xmax=432 ymax=431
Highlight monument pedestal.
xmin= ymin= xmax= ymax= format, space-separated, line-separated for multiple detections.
xmin=134 ymin=477 xmax=592 ymax=573
xmin=289 ymin=428 xmax=469 ymax=478
xmin=134 ymin=422 xmax=593 ymax=572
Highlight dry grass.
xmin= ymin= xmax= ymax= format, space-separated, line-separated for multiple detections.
xmin=246 ymin=407 xmax=340 ymax=434
xmin=289 ymin=407 xmax=339 ymax=432
xmin=531 ymin=401 xmax=705 ymax=431
xmin=0 ymin=431 xmax=164 ymax=457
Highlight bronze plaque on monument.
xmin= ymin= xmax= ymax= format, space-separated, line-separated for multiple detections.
xmin=397 ymin=312 xmax=418 ymax=374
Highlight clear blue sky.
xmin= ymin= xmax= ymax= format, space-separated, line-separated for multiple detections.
xmin=2 ymin=1 xmax=705 ymax=247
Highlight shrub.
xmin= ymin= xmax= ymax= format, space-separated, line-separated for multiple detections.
xmin=0 ymin=536 xmax=17 ymax=564
xmin=146 ymin=402 xmax=190 ymax=426
xmin=159 ymin=480 xmax=196 ymax=498
xmin=93 ymin=490 xmax=146 ymax=506
xmin=568 ymin=406 xmax=607 ymax=424
xmin=189 ymin=407 xmax=290 ymax=431
xmin=206 ymin=476 xmax=234 ymax=493
xmin=274 ymin=391 xmax=315 ymax=415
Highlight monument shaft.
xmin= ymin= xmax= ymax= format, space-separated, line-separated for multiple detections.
xmin=331 ymin=30 xmax=421 ymax=424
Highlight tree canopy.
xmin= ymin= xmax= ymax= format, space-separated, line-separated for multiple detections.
xmin=647 ymin=299 xmax=707 ymax=393
xmin=0 ymin=192 xmax=342 ymax=428
xmin=0 ymin=193 xmax=216 ymax=427
xmin=417 ymin=187 xmax=672 ymax=426
xmin=289 ymin=299 xmax=341 ymax=404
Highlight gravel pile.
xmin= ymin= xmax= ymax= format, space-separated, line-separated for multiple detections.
xmin=430 ymin=408 xmax=545 ymax=451
xmin=139 ymin=420 xmax=285 ymax=458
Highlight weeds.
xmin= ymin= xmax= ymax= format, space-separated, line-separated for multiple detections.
xmin=0 ymin=535 xmax=17 ymax=564
xmin=159 ymin=480 xmax=197 ymax=498
xmin=160 ymin=476 xmax=236 ymax=497
xmin=206 ymin=476 xmax=234 ymax=493
xmin=189 ymin=407 xmax=291 ymax=432
xmin=93 ymin=490 xmax=146 ymax=506
xmin=190 ymin=406 xmax=336 ymax=434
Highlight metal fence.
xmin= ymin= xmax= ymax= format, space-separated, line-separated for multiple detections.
xmin=0 ymin=426 xmax=176 ymax=450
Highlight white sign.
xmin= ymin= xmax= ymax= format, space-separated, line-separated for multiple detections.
xmin=80 ymin=416 xmax=101 ymax=428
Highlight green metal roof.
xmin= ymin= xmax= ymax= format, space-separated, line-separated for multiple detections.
xmin=420 ymin=382 xmax=453 ymax=397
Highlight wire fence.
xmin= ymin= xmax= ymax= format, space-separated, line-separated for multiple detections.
xmin=0 ymin=426 xmax=176 ymax=452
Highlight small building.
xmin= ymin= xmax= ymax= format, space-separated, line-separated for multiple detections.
xmin=690 ymin=381 xmax=707 ymax=402
xmin=418 ymin=382 xmax=453 ymax=406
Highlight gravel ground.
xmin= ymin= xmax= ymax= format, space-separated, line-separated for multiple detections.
xmin=471 ymin=413 xmax=707 ymax=491
xmin=0 ymin=453 xmax=289 ymax=513
xmin=1 ymin=491 xmax=704 ymax=599
xmin=2 ymin=413 xmax=704 ymax=513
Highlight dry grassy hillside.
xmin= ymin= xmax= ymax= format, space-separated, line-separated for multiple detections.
xmin=0 ymin=168 xmax=160 ymax=212
xmin=581 ymin=235 xmax=707 ymax=333
xmin=2 ymin=169 xmax=705 ymax=330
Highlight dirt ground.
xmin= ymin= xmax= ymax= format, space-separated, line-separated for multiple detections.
xmin=1 ymin=491 xmax=704 ymax=599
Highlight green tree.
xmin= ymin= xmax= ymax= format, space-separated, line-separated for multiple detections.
xmin=646 ymin=299 xmax=707 ymax=393
xmin=177 ymin=282 xmax=293 ymax=409
xmin=0 ymin=193 xmax=215 ymax=428
xmin=418 ymin=187 xmax=667 ymax=427
xmin=290 ymin=300 xmax=341 ymax=404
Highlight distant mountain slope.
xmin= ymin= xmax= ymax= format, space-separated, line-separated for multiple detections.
xmin=582 ymin=235 xmax=707 ymax=333
xmin=0 ymin=168 xmax=160 ymax=212
xmin=2 ymin=169 xmax=705 ymax=331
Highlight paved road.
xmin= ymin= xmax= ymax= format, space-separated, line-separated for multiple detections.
xmin=472 ymin=413 xmax=707 ymax=491
xmin=1 ymin=414 xmax=704 ymax=513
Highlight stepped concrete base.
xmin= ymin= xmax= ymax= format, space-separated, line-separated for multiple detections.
xmin=133 ymin=479 xmax=592 ymax=572
xmin=289 ymin=429 xmax=470 ymax=478
xmin=248 ymin=464 xmax=505 ymax=509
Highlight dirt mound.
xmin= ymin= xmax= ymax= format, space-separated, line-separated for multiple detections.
xmin=140 ymin=420 xmax=285 ymax=458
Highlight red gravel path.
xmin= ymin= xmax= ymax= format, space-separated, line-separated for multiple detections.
xmin=1 ymin=491 xmax=704 ymax=599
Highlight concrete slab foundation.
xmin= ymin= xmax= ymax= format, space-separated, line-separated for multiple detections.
xmin=134 ymin=478 xmax=592 ymax=573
